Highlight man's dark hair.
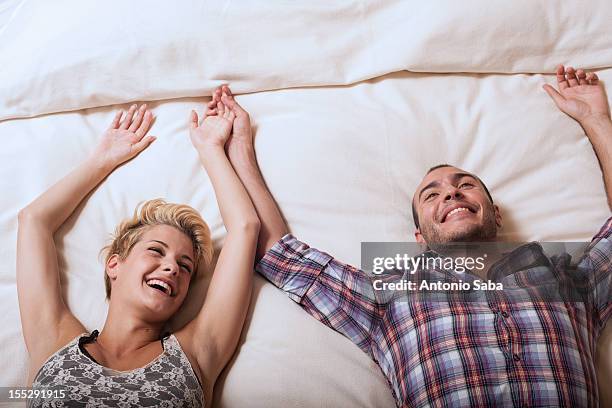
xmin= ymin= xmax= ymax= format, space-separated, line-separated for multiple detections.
xmin=411 ymin=164 xmax=494 ymax=229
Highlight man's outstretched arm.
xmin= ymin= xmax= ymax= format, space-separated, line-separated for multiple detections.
xmin=227 ymin=142 xmax=289 ymax=260
xmin=543 ymin=64 xmax=612 ymax=210
xmin=581 ymin=117 xmax=612 ymax=209
xmin=215 ymin=87 xmax=383 ymax=353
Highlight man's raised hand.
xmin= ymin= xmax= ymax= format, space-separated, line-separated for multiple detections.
xmin=543 ymin=65 xmax=610 ymax=125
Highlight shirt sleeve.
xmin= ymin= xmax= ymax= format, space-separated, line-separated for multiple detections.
xmin=577 ymin=217 xmax=612 ymax=329
xmin=256 ymin=234 xmax=382 ymax=356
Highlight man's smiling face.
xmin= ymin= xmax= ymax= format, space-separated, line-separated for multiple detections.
xmin=412 ymin=166 xmax=502 ymax=244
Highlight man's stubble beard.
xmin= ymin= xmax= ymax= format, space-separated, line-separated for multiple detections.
xmin=420 ymin=205 xmax=497 ymax=244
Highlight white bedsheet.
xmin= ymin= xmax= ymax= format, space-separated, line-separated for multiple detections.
xmin=0 ymin=1 xmax=610 ymax=407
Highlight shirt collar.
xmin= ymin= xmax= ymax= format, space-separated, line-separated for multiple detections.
xmin=423 ymin=242 xmax=550 ymax=281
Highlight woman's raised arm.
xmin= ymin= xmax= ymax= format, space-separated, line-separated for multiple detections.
xmin=17 ymin=105 xmax=155 ymax=381
xmin=180 ymin=101 xmax=260 ymax=385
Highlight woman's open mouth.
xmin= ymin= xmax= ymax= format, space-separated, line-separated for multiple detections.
xmin=145 ymin=279 xmax=172 ymax=296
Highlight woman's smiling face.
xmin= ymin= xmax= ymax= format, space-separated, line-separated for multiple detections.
xmin=106 ymin=224 xmax=196 ymax=322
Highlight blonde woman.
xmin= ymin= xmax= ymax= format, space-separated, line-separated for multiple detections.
xmin=17 ymin=101 xmax=259 ymax=407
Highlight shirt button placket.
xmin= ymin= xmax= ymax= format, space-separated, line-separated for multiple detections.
xmin=493 ymin=306 xmax=510 ymax=351
xmin=505 ymin=310 xmax=522 ymax=364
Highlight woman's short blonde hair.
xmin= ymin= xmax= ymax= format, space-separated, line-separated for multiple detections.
xmin=101 ymin=199 xmax=213 ymax=299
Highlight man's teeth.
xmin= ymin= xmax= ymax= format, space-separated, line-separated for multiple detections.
xmin=447 ymin=207 xmax=470 ymax=218
xmin=146 ymin=279 xmax=172 ymax=296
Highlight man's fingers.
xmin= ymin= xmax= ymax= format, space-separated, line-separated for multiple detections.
xmin=222 ymin=85 xmax=232 ymax=96
xmin=120 ymin=104 xmax=137 ymax=129
xmin=220 ymin=92 xmax=234 ymax=108
xmin=556 ymin=65 xmax=569 ymax=90
xmin=220 ymin=85 xmax=248 ymax=116
xmin=135 ymin=110 xmax=153 ymax=139
xmin=224 ymin=105 xmax=234 ymax=121
xmin=543 ymin=84 xmax=566 ymax=109
xmin=129 ymin=104 xmax=147 ymax=132
xmin=555 ymin=64 xmax=565 ymax=75
xmin=585 ymin=72 xmax=599 ymax=85
xmin=221 ymin=90 xmax=249 ymax=117
xmin=110 ymin=111 xmax=123 ymax=129
xmin=576 ymin=69 xmax=588 ymax=86
xmin=566 ymin=66 xmax=579 ymax=87
xmin=586 ymin=72 xmax=594 ymax=84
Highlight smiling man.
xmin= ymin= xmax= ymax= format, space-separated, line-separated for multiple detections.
xmin=412 ymin=165 xmax=500 ymax=244
xmin=215 ymin=64 xmax=611 ymax=408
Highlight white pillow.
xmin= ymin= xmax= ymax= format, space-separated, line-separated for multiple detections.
xmin=1 ymin=0 xmax=612 ymax=120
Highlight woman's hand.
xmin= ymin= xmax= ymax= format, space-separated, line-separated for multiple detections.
xmin=92 ymin=104 xmax=156 ymax=170
xmin=189 ymin=101 xmax=235 ymax=157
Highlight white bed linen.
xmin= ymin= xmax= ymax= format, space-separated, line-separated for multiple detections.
xmin=1 ymin=70 xmax=610 ymax=406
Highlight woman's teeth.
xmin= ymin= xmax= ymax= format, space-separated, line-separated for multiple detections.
xmin=146 ymin=279 xmax=172 ymax=296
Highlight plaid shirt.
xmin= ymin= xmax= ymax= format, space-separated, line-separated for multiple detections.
xmin=256 ymin=218 xmax=611 ymax=408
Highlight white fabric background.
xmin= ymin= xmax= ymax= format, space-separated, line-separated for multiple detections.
xmin=2 ymin=0 xmax=612 ymax=120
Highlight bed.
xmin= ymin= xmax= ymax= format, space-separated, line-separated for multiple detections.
xmin=1 ymin=1 xmax=610 ymax=406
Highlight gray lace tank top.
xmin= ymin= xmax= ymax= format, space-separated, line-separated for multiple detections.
xmin=29 ymin=330 xmax=204 ymax=407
